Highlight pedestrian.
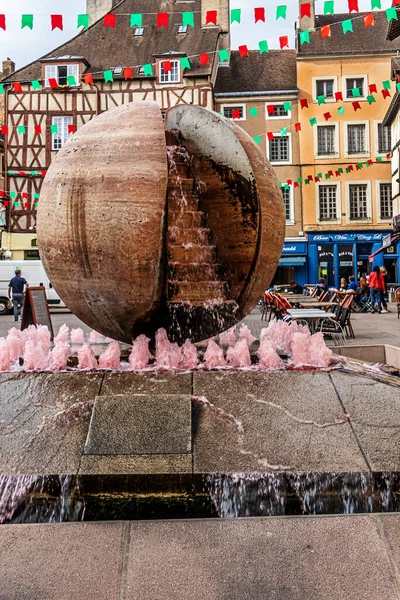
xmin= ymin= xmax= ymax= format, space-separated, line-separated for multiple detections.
xmin=347 ymin=275 xmax=358 ymax=293
xmin=8 ymin=269 xmax=29 ymax=322
xmin=315 ymin=278 xmax=327 ymax=297
xmin=368 ymin=266 xmax=386 ymax=314
xmin=339 ymin=278 xmax=348 ymax=292
xmin=290 ymin=280 xmax=303 ymax=295
xmin=359 ymin=277 xmax=370 ymax=302
xmin=380 ymin=266 xmax=389 ymax=313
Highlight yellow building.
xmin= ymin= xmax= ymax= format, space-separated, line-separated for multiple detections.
xmin=297 ymin=0 xmax=399 ymax=287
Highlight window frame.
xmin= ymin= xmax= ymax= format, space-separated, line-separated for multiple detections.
xmin=51 ymin=115 xmax=74 ymax=151
xmin=376 ymin=180 xmax=393 ymax=222
xmin=134 ymin=27 xmax=144 ymax=36
xmin=221 ymin=103 xmax=247 ymax=121
xmin=44 ymin=63 xmax=81 ymax=88
xmin=342 ymin=74 xmax=368 ymax=102
xmin=266 ymin=132 xmax=292 ymax=165
xmin=316 ymin=182 xmax=342 ymax=225
xmin=344 ymin=120 xmax=370 ymax=159
xmin=346 ymin=180 xmax=372 ymax=224
xmin=265 ymin=101 xmax=291 ymax=120
xmin=158 ymin=59 xmax=181 ymax=85
xmin=313 ymin=122 xmax=340 ymax=159
xmin=374 ymin=120 xmax=392 ymax=156
xmin=312 ymin=76 xmax=338 ymax=103
xmin=281 ymin=186 xmax=295 ymax=225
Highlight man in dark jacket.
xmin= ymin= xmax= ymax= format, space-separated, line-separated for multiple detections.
xmin=8 ymin=269 xmax=29 ymax=322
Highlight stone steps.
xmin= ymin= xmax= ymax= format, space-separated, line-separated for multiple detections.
xmin=168 ymin=211 xmax=205 ymax=228
xmin=167 ymin=228 xmax=210 ymax=246
xmin=168 ymin=244 xmax=215 ymax=264
xmin=168 ymin=280 xmax=228 ymax=302
xmin=168 ymin=262 xmax=221 ymax=282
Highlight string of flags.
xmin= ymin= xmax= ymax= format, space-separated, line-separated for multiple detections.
xmin=0 ymin=3 xmax=399 ymax=33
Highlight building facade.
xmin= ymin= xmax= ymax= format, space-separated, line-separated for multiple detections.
xmin=1 ymin=0 xmax=229 ymax=261
xmin=297 ymin=1 xmax=399 ymax=287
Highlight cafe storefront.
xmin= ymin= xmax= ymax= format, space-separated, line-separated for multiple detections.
xmin=273 ymin=241 xmax=308 ymax=287
xmin=308 ymin=232 xmax=399 ymax=288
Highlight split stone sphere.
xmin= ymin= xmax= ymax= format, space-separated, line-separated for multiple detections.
xmin=37 ymin=102 xmax=285 ymax=344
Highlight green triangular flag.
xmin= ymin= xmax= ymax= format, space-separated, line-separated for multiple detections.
xmin=219 ymin=49 xmax=230 ymax=62
xmin=50 ymin=125 xmax=58 ymax=134
xmin=324 ymin=1 xmax=334 ymax=15
xmin=21 ymin=14 xmax=33 ymax=29
xmin=33 ymin=193 xmax=40 ymax=200
xmin=259 ymin=40 xmax=269 ymax=54
xmin=382 ymin=80 xmax=391 ymax=90
xmin=280 ymin=127 xmax=287 ymax=136
xmin=342 ymin=19 xmax=353 ymax=34
xmin=346 ymin=167 xmax=350 ymax=173
xmin=249 ymin=107 xmax=258 ymax=117
xmin=300 ymin=30 xmax=310 ymax=45
xmin=352 ymin=87 xmax=361 ymax=97
xmin=180 ymin=57 xmax=191 ymax=70
xmin=397 ymin=83 xmax=400 ymax=93
xmin=297 ymin=177 xmax=303 ymax=184
xmin=182 ymin=12 xmax=194 ymax=27
xmin=283 ymin=101 xmax=292 ymax=112
xmin=17 ymin=126 xmax=26 ymax=134
xmin=77 ymin=14 xmax=89 ymax=29
xmin=305 ymin=179 xmax=310 ymax=185
xmin=276 ymin=5 xmax=287 ymax=19
xmin=0 ymin=84 xmax=5 ymax=94
xmin=10 ymin=192 xmax=17 ymax=199
xmin=14 ymin=202 xmax=20 ymax=207
xmin=386 ymin=7 xmax=398 ymax=23
xmin=310 ymin=117 xmax=317 ymax=126
xmin=357 ymin=162 xmax=363 ymax=169
xmin=367 ymin=94 xmax=376 ymax=105
xmin=31 ymin=80 xmax=42 ymax=91
xmin=284 ymin=184 xmax=290 ymax=191
xmin=338 ymin=168 xmax=343 ymax=174
xmin=317 ymin=172 xmax=323 ymax=179
xmin=338 ymin=106 xmax=345 ymax=115
xmin=371 ymin=0 xmax=381 ymax=8
xmin=34 ymin=203 xmax=38 ymax=208
xmin=130 ymin=14 xmax=143 ymax=28
xmin=254 ymin=136 xmax=261 ymax=144
xmin=230 ymin=9 xmax=241 ymax=23
xmin=143 ymin=64 xmax=153 ymax=77
xmin=67 ymin=76 xmax=77 ymax=87
xmin=366 ymin=161 xmax=371 ymax=167
xmin=30 ymin=171 xmax=38 ymax=176
xmin=325 ymin=173 xmax=331 ymax=180
xmin=377 ymin=156 xmax=383 ymax=163
xmin=317 ymin=95 xmax=326 ymax=105
xmin=104 ymin=70 xmax=113 ymax=83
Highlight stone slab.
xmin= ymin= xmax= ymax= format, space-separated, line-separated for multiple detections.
xmin=79 ymin=453 xmax=192 ymax=474
xmin=101 ymin=371 xmax=192 ymax=395
xmin=0 ymin=372 xmax=103 ymax=475
xmin=380 ymin=514 xmax=400 ymax=584
xmin=126 ymin=515 xmax=400 ymax=600
xmin=192 ymin=371 xmax=368 ymax=473
xmin=0 ymin=522 xmax=124 ymax=600
xmin=331 ymin=372 xmax=400 ymax=471
xmin=84 ymin=394 xmax=192 ymax=455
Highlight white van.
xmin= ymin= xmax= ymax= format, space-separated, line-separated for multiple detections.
xmin=0 ymin=260 xmax=67 ymax=315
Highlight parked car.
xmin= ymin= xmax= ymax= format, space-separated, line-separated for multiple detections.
xmin=0 ymin=260 xmax=67 ymax=315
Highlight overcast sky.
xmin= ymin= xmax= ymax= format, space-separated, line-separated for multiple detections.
xmin=0 ymin=0 xmax=396 ymax=70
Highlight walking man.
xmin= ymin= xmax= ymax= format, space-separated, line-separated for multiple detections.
xmin=8 ymin=269 xmax=29 ymax=322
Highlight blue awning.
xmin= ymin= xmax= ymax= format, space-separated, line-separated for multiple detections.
xmin=279 ymin=257 xmax=307 ymax=267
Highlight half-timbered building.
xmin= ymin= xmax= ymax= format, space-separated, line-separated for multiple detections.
xmin=1 ymin=0 xmax=230 ymax=260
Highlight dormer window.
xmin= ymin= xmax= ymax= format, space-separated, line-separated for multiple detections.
xmin=44 ymin=64 xmax=79 ymax=87
xmin=177 ymin=25 xmax=188 ymax=33
xmin=159 ymin=60 xmax=180 ymax=84
xmin=134 ymin=27 xmax=144 ymax=36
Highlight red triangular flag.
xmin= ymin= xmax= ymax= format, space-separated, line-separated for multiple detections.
xmin=51 ymin=15 xmax=63 ymax=30
xmin=3 ymin=201 xmax=9 ymax=207
xmin=267 ymin=105 xmax=275 ymax=115
xmin=34 ymin=125 xmax=42 ymax=134
xmin=348 ymin=0 xmax=359 ymax=12
xmin=300 ymin=3 xmax=311 ymax=18
xmin=199 ymin=53 xmax=209 ymax=66
xmin=48 ymin=78 xmax=59 ymax=89
xmin=387 ymin=153 xmax=392 ymax=159
xmin=1 ymin=126 xmax=8 ymax=135
xmin=0 ymin=191 xmax=4 ymax=197
xmin=295 ymin=122 xmax=302 ymax=132
xmin=104 ymin=14 xmax=116 ymax=28
xmin=294 ymin=181 xmax=299 ymax=188
xmin=22 ymin=192 xmax=28 ymax=200
xmin=352 ymin=101 xmax=361 ymax=111
xmin=0 ymin=14 xmax=6 ymax=30
xmin=267 ymin=132 xmax=275 ymax=141
xmin=163 ymin=61 xmax=172 ymax=73
xmin=367 ymin=159 xmax=373 ymax=165
xmin=157 ymin=13 xmax=169 ymax=28
xmin=19 ymin=171 xmax=25 ymax=176
xmin=382 ymin=89 xmax=391 ymax=99
xmin=287 ymin=180 xmax=292 ymax=186
xmin=238 ymin=45 xmax=249 ymax=58
xmin=254 ymin=7 xmax=265 ymax=22
xmin=335 ymin=91 xmax=343 ymax=102
xmin=68 ymin=124 xmax=75 ymax=134
xmin=356 ymin=164 xmax=361 ymax=170
xmin=324 ymin=112 xmax=332 ymax=121
xmin=41 ymin=170 xmax=47 ymax=177
xmin=394 ymin=0 xmax=400 ymax=5
xmin=24 ymin=203 xmax=29 ymax=209
xmin=308 ymin=175 xmax=313 ymax=181
xmin=232 ymin=109 xmax=241 ymax=119
xmin=279 ymin=36 xmax=289 ymax=49
xmin=335 ymin=170 xmax=340 ymax=177
xmin=124 ymin=68 xmax=133 ymax=80
xmin=300 ymin=98 xmax=309 ymax=109
xmin=84 ymin=73 xmax=94 ymax=85
xmin=328 ymin=170 xmax=334 ymax=176
xmin=321 ymin=25 xmax=331 ymax=39
xmin=13 ymin=82 xmax=22 ymax=93
xmin=315 ymin=177 xmax=320 ymax=182
xmin=369 ymin=83 xmax=377 ymax=94
xmin=206 ymin=10 xmax=217 ymax=25
xmin=364 ymin=13 xmax=374 ymax=28
xmin=348 ymin=165 xmax=354 ymax=171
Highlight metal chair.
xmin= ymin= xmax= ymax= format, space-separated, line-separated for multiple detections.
xmin=319 ymin=308 xmax=349 ymax=346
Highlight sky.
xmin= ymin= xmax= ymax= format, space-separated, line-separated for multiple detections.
xmin=0 ymin=0 xmax=397 ymax=70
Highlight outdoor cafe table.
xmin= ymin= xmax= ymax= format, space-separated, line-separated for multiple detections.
xmin=287 ymin=308 xmax=330 ymax=333
xmin=296 ymin=300 xmax=333 ymax=308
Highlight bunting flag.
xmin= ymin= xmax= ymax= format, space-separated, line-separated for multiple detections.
xmin=276 ymin=5 xmax=287 ymax=19
xmin=124 ymin=67 xmax=133 ymax=80
xmin=157 ymin=13 xmax=169 ymax=28
xmin=321 ymin=25 xmax=331 ymax=39
xmin=182 ymin=12 xmax=194 ymax=27
xmin=104 ymin=14 xmax=116 ymax=28
xmin=51 ymin=15 xmax=63 ymax=30
xmin=130 ymin=14 xmax=143 ymax=28
xmin=364 ymin=13 xmax=375 ymax=28
xmin=324 ymin=1 xmax=335 ymax=15
xmin=0 ymin=14 xmax=5 ymax=30
xmin=230 ymin=9 xmax=241 ymax=24
xmin=254 ymin=7 xmax=265 ymax=23
xmin=300 ymin=3 xmax=311 ymax=18
xmin=21 ymin=14 xmax=33 ymax=29
xmin=77 ymin=14 xmax=89 ymax=29
xmin=206 ymin=10 xmax=217 ymax=25
xmin=348 ymin=0 xmax=359 ymax=13
xmin=279 ymin=36 xmax=289 ymax=49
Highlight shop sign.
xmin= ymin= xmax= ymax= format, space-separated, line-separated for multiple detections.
xmin=332 ymin=234 xmax=356 ymax=242
xmin=282 ymin=243 xmax=307 ymax=255
xmin=309 ymin=233 xmax=384 ymax=243
xmin=382 ymin=234 xmax=392 ymax=249
xmin=356 ymin=233 xmax=383 ymax=242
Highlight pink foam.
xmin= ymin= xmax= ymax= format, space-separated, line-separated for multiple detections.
xmin=291 ymin=332 xmax=311 ymax=366
xmin=49 ymin=341 xmax=70 ymax=371
xmin=23 ymin=325 xmax=39 ymax=346
xmin=78 ymin=343 xmax=98 ymax=370
xmin=129 ymin=334 xmax=152 ymax=370
xmin=70 ymin=328 xmax=85 ymax=344
xmin=88 ymin=330 xmax=105 ymax=344
xmin=155 ymin=328 xmax=181 ymax=369
xmin=203 ymin=340 xmax=227 ymax=369
xmin=257 ymin=338 xmax=284 ymax=370
xmin=98 ymin=341 xmax=121 ymax=370
xmin=54 ymin=324 xmax=69 ymax=344
xmin=0 ymin=338 xmax=11 ymax=371
xmin=307 ymin=333 xmax=333 ymax=367
xmin=238 ymin=324 xmax=256 ymax=347
xmin=226 ymin=338 xmax=251 ymax=368
xmin=6 ymin=329 xmax=23 ymax=363
xmin=219 ymin=327 xmax=237 ymax=347
xmin=23 ymin=339 xmax=49 ymax=371
xmin=37 ymin=325 xmax=51 ymax=354
xmin=262 ymin=320 xmax=291 ymax=353
xmin=180 ymin=340 xmax=199 ymax=370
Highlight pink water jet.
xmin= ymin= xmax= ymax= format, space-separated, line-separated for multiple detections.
xmin=70 ymin=328 xmax=85 ymax=344
xmin=37 ymin=325 xmax=51 ymax=354
xmin=48 ymin=341 xmax=70 ymax=371
xmin=129 ymin=334 xmax=152 ymax=370
xmin=98 ymin=341 xmax=121 ymax=370
xmin=262 ymin=320 xmax=291 ymax=353
xmin=0 ymin=338 xmax=11 ymax=371
xmin=6 ymin=329 xmax=23 ymax=363
xmin=88 ymin=330 xmax=105 ymax=344
xmin=78 ymin=343 xmax=98 ymax=370
xmin=291 ymin=332 xmax=310 ymax=366
xmin=155 ymin=328 xmax=181 ymax=369
xmin=23 ymin=325 xmax=39 ymax=346
xmin=307 ymin=333 xmax=333 ymax=368
xmin=219 ymin=327 xmax=237 ymax=347
xmin=23 ymin=339 xmax=49 ymax=371
xmin=226 ymin=338 xmax=251 ymax=368
xmin=257 ymin=338 xmax=284 ymax=370
xmin=54 ymin=324 xmax=69 ymax=344
xmin=203 ymin=340 xmax=227 ymax=369
xmin=238 ymin=324 xmax=256 ymax=347
xmin=180 ymin=340 xmax=199 ymax=370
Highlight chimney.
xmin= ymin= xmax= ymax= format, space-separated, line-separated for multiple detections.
xmin=86 ymin=0 xmax=117 ymax=26
xmin=299 ymin=0 xmax=315 ymax=30
xmin=2 ymin=58 xmax=15 ymax=79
